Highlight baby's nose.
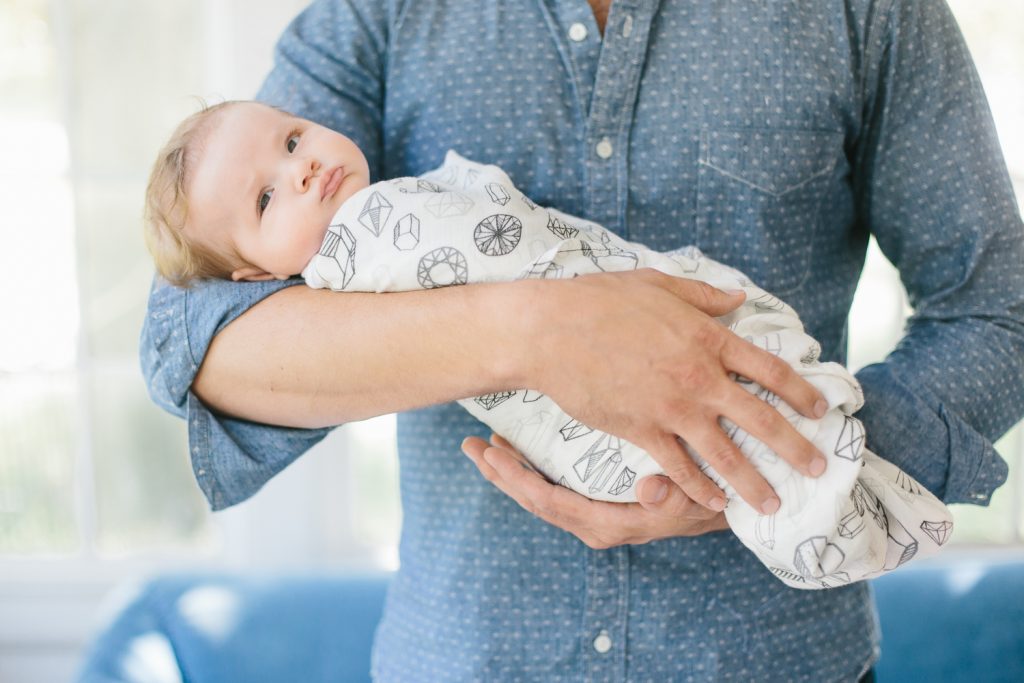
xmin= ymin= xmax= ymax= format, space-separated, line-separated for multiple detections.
xmin=295 ymin=158 xmax=322 ymax=191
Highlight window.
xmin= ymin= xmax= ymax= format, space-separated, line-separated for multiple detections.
xmin=0 ymin=0 xmax=214 ymax=568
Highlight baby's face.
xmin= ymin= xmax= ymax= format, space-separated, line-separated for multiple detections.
xmin=187 ymin=102 xmax=370 ymax=280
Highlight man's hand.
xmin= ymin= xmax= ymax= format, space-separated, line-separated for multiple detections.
xmin=461 ymin=435 xmax=729 ymax=548
xmin=514 ymin=268 xmax=829 ymax=515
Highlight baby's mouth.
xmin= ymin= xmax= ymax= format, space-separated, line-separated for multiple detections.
xmin=320 ymin=166 xmax=346 ymax=200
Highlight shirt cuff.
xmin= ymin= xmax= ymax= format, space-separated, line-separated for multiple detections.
xmin=187 ymin=392 xmax=330 ymax=510
xmin=855 ymin=363 xmax=1008 ymax=505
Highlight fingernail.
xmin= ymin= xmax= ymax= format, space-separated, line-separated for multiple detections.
xmin=761 ymin=497 xmax=780 ymax=515
xmin=482 ymin=448 xmax=499 ymax=467
xmin=814 ymin=399 xmax=828 ymax=419
xmin=725 ymin=288 xmax=746 ymax=297
xmin=809 ymin=457 xmax=827 ymax=477
xmin=644 ymin=479 xmax=668 ymax=503
xmin=708 ymin=496 xmax=727 ymax=511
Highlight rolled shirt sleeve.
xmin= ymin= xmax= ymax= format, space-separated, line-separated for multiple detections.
xmin=140 ymin=277 xmax=329 ymax=510
xmin=851 ymin=0 xmax=1024 ymax=504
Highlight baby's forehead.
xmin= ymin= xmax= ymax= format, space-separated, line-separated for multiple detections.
xmin=226 ymin=101 xmax=295 ymax=129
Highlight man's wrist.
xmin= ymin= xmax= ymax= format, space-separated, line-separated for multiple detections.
xmin=473 ymin=278 xmax=549 ymax=391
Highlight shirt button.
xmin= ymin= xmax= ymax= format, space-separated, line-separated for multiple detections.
xmin=595 ymin=138 xmax=614 ymax=159
xmin=568 ymin=22 xmax=588 ymax=42
xmin=593 ymin=630 xmax=612 ymax=654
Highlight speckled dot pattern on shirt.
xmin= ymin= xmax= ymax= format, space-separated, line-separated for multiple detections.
xmin=140 ymin=0 xmax=1024 ymax=680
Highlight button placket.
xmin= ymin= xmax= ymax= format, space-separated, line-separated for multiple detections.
xmin=582 ymin=546 xmax=628 ymax=682
xmin=582 ymin=1 xmax=651 ymax=235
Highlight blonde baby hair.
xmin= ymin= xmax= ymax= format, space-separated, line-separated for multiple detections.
xmin=143 ymin=100 xmax=243 ymax=286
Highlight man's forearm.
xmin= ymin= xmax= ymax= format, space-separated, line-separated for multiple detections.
xmin=192 ymin=281 xmax=530 ymax=428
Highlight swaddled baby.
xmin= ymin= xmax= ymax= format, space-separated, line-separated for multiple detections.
xmin=144 ymin=100 xmax=954 ymax=589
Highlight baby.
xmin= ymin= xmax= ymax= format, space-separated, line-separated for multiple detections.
xmin=145 ymin=100 xmax=954 ymax=589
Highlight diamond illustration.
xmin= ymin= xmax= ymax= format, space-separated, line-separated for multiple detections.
xmin=559 ymin=419 xmax=593 ymax=441
xmin=522 ymin=390 xmax=544 ymax=402
xmin=920 ymin=520 xmax=953 ymax=545
xmin=769 ymin=567 xmax=807 ymax=585
xmin=520 ymin=258 xmax=564 ymax=280
xmin=425 ymin=191 xmax=474 ymax=218
xmin=486 ymin=183 xmax=511 ymax=205
xmin=813 ymin=571 xmax=853 ymax=589
xmin=751 ymin=293 xmax=787 ymax=312
xmin=607 ymin=467 xmax=636 ymax=496
xmin=837 ymin=509 xmax=865 ymax=539
xmin=314 ymin=224 xmax=357 ymax=289
xmin=756 ymin=514 xmax=776 ymax=549
xmin=725 ymin=422 xmax=752 ymax=451
xmin=416 ymin=179 xmax=442 ymax=193
xmin=438 ymin=165 xmax=459 ymax=186
xmin=756 ymin=387 xmax=782 ymax=407
xmin=358 ymin=191 xmax=392 ymax=237
xmin=474 ymin=214 xmax=522 ymax=256
xmin=521 ymin=194 xmax=538 ymax=211
xmin=508 ymin=411 xmax=552 ymax=456
xmin=474 ymin=391 xmax=516 ymax=410
xmin=581 ymin=241 xmax=639 ymax=271
xmin=882 ymin=514 xmax=918 ymax=570
xmin=573 ymin=435 xmax=623 ymax=493
xmin=748 ymin=333 xmax=782 ymax=357
xmin=801 ymin=342 xmax=821 ymax=365
xmin=417 ymin=247 xmax=469 ymax=288
xmin=393 ymin=213 xmax=421 ymax=251
xmin=852 ymin=482 xmax=888 ymax=530
xmin=794 ymin=536 xmax=846 ymax=579
xmin=895 ymin=470 xmax=922 ymax=495
xmin=834 ymin=416 xmax=865 ymax=461
xmin=678 ymin=258 xmax=701 ymax=274
xmin=546 ymin=214 xmax=579 ymax=239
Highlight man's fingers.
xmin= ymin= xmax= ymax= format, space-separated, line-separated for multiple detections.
xmin=490 ymin=432 xmax=515 ymax=451
xmin=461 ymin=436 xmax=505 ymax=484
xmin=677 ymin=426 xmax=781 ymax=515
xmin=719 ymin=386 xmax=827 ymax=477
xmin=463 ymin=435 xmax=729 ymax=546
xmin=639 ymin=432 xmax=729 ymax=513
xmin=721 ymin=335 xmax=827 ymax=420
xmin=466 ymin=436 xmax=653 ymax=547
xmin=636 ymin=475 xmax=720 ymax=519
xmin=659 ymin=273 xmax=747 ymax=317
xmin=471 ymin=440 xmax=576 ymax=522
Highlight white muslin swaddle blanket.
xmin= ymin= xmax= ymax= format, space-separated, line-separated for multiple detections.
xmin=302 ymin=151 xmax=954 ymax=589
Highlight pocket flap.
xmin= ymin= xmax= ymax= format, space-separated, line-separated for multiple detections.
xmin=700 ymin=129 xmax=844 ymax=197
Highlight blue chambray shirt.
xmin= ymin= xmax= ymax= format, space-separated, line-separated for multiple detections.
xmin=141 ymin=0 xmax=1024 ymax=680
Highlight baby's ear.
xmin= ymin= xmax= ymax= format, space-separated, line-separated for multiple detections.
xmin=231 ymin=265 xmax=275 ymax=282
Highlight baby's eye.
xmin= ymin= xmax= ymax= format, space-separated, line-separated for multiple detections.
xmin=258 ymin=188 xmax=273 ymax=215
xmin=287 ymin=133 xmax=300 ymax=153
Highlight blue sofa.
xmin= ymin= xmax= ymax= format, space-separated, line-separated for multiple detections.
xmin=76 ymin=556 xmax=1024 ymax=682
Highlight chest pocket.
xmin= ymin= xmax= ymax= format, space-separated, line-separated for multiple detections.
xmin=696 ymin=129 xmax=845 ymax=294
